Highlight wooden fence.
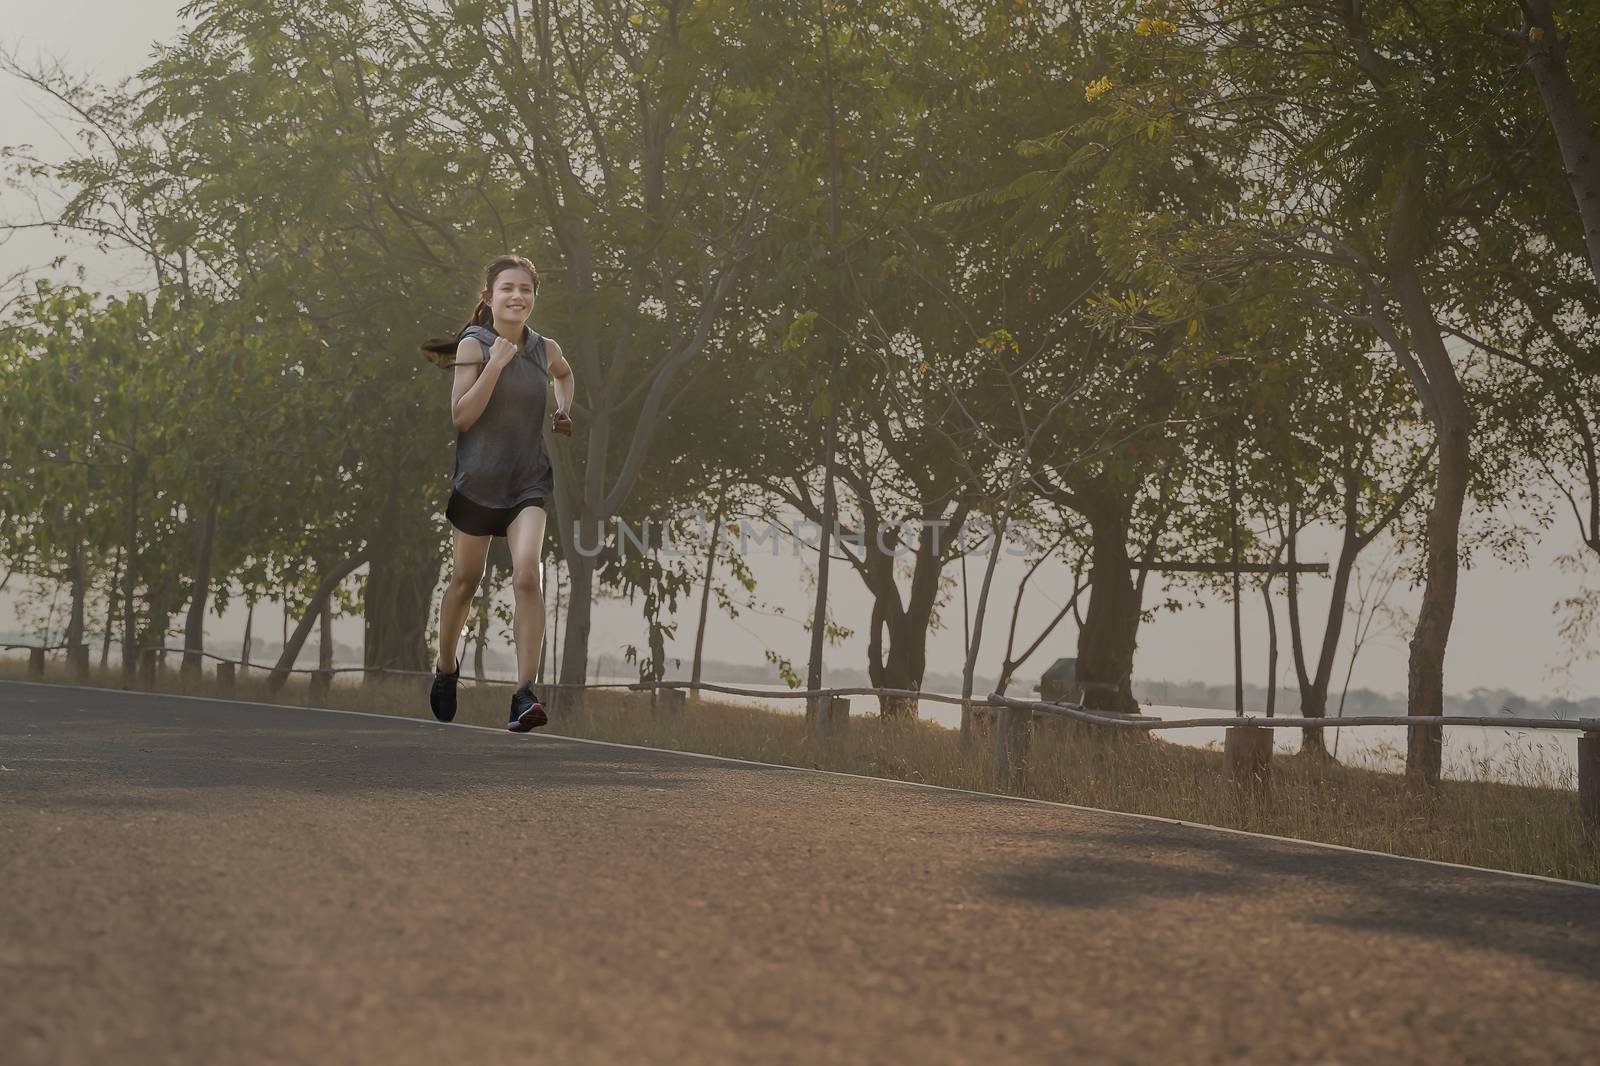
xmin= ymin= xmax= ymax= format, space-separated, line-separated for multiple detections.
xmin=987 ymin=693 xmax=1600 ymax=827
xmin=7 ymin=641 xmax=1599 ymax=829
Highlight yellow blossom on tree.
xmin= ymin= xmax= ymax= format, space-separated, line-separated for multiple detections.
xmin=1085 ymin=76 xmax=1113 ymax=102
xmin=1135 ymin=17 xmax=1178 ymax=36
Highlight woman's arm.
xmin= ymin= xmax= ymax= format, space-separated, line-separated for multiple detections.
xmin=547 ymin=338 xmax=576 ymax=435
xmin=451 ymin=336 xmax=503 ymax=432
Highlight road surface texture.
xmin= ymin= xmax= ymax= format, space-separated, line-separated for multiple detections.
xmin=3 ymin=680 xmax=1598 ymax=1065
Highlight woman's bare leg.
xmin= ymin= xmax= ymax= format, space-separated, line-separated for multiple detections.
xmin=438 ymin=527 xmax=492 ymax=672
xmin=505 ymin=504 xmax=550 ymax=687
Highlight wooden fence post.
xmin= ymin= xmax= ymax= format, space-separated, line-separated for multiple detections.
xmin=27 ymin=646 xmax=46 ymax=678
xmin=309 ymin=670 xmax=332 ymax=701
xmin=993 ymin=704 xmax=1033 ymax=788
xmin=654 ymin=688 xmax=686 ymax=714
xmin=969 ymin=702 xmax=995 ymax=736
xmin=1226 ymin=724 xmax=1273 ymax=798
xmin=829 ymin=696 xmax=850 ymax=735
xmin=808 ymin=696 xmax=850 ymax=737
xmin=216 ymin=661 xmax=236 ymax=696
xmin=138 ymin=647 xmax=158 ymax=689
xmin=1580 ymin=720 xmax=1600 ymax=833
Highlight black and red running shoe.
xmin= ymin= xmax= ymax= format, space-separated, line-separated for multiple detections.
xmin=507 ymin=684 xmax=547 ymax=732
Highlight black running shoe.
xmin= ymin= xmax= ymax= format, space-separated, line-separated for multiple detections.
xmin=507 ymin=684 xmax=547 ymax=732
xmin=429 ymin=662 xmax=460 ymax=723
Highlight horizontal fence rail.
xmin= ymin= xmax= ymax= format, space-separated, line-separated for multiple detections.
xmin=984 ymin=693 xmax=1593 ymax=732
xmin=8 ymin=640 xmax=1600 ymax=827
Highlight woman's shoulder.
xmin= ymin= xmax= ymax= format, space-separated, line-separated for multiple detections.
xmin=458 ymin=326 xmax=496 ymax=359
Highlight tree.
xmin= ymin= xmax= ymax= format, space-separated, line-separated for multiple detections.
xmin=1087 ymin=1 xmax=1555 ymax=784
xmin=382 ymin=0 xmax=781 ymax=690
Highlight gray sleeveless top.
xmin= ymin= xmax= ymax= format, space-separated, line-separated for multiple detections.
xmin=450 ymin=324 xmax=554 ymax=508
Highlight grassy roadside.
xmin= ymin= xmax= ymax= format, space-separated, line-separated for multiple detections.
xmin=8 ymin=660 xmax=1597 ymax=885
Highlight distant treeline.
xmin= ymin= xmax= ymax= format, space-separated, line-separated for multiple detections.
xmin=1131 ymin=680 xmax=1600 ymax=722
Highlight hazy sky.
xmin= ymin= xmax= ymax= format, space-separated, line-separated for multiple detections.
xmin=4 ymin=3 xmax=1598 ymax=703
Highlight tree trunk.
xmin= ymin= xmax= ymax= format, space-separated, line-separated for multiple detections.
xmin=1289 ymin=524 xmax=1360 ymax=760
xmin=1076 ymin=488 xmax=1141 ymax=715
xmin=319 ymin=594 xmax=334 ymax=672
xmin=559 ymin=544 xmax=597 ymax=686
xmin=1520 ymin=0 xmax=1600 ymax=300
xmin=472 ymin=557 xmax=495 ymax=681
xmin=241 ymin=599 xmax=254 ymax=672
xmin=864 ymin=502 xmax=966 ymax=720
xmin=809 ymin=0 xmax=844 ymax=709
xmin=121 ymin=458 xmax=140 ymax=684
xmin=362 ymin=532 xmax=440 ymax=674
xmin=182 ymin=479 xmax=222 ymax=677
xmin=1262 ymin=578 xmax=1278 ymax=717
xmin=551 ymin=563 xmax=562 ymax=683
xmin=692 ymin=500 xmax=725 ymax=689
xmin=868 ymin=604 xmax=927 ymax=719
xmin=473 ymin=602 xmax=489 ymax=681
xmin=1229 ymin=453 xmax=1244 ymax=715
xmin=65 ymin=534 xmax=87 ymax=655
xmin=100 ymin=546 xmax=121 ymax=671
xmin=961 ymin=505 xmax=1010 ymax=745
xmin=1387 ymin=191 xmax=1469 ymax=789
xmin=1405 ymin=421 xmax=1467 ymax=786
xmin=808 ymin=404 xmax=839 ymax=701
xmin=143 ymin=564 xmax=176 ymax=671
xmin=268 ymin=554 xmax=368 ymax=693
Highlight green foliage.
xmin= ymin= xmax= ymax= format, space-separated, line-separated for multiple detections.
xmin=3 ymin=0 xmax=1596 ymax=692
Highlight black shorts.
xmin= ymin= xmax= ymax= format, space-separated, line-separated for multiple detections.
xmin=446 ymin=490 xmax=547 ymax=538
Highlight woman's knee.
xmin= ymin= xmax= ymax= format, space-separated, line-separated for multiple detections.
xmin=448 ymin=566 xmax=484 ymax=593
xmin=511 ymin=572 xmax=543 ymax=600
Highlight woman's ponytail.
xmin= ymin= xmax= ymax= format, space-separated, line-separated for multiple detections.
xmin=469 ymin=298 xmax=495 ymax=329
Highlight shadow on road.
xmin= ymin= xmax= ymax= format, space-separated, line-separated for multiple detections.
xmin=989 ymin=821 xmax=1600 ymax=983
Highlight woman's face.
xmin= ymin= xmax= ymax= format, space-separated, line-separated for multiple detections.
xmin=485 ymin=267 xmax=537 ymax=326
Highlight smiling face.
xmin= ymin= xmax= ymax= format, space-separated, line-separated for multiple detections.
xmin=484 ymin=266 xmax=537 ymax=328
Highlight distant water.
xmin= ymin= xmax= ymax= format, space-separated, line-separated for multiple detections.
xmin=684 ymin=682 xmax=1579 ymax=788
xmin=1132 ymin=704 xmax=1577 ymax=787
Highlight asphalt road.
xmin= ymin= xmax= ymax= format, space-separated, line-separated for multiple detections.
xmin=3 ymin=680 xmax=1598 ymax=1065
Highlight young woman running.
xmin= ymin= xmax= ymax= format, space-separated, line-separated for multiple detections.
xmin=420 ymin=255 xmax=574 ymax=731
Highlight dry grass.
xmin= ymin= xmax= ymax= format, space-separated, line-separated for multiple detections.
xmin=9 ymin=658 xmax=1598 ymax=885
